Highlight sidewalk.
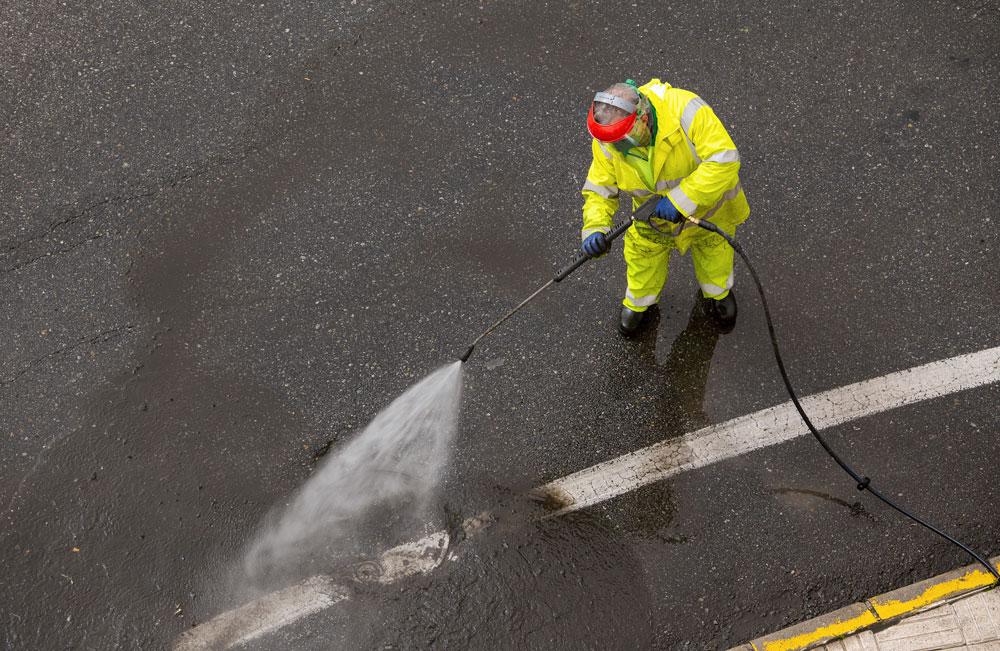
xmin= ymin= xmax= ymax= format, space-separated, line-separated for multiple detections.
xmin=729 ymin=557 xmax=1000 ymax=651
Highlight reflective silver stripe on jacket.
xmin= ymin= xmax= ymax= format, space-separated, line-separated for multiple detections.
xmin=598 ymin=143 xmax=613 ymax=160
xmin=665 ymin=182 xmax=742 ymax=223
xmin=667 ymin=185 xmax=698 ymax=215
xmin=582 ymin=180 xmax=619 ymax=198
xmin=581 ymin=226 xmax=611 ymax=241
xmin=625 ymin=288 xmax=659 ymax=307
xmin=655 ymin=178 xmax=683 ymax=192
xmin=700 ymin=269 xmax=734 ymax=297
xmin=702 ymin=183 xmax=743 ymax=221
xmin=704 ymin=149 xmax=740 ymax=164
xmin=625 ymin=187 xmax=653 ymax=198
xmin=679 ymin=96 xmax=708 ymax=163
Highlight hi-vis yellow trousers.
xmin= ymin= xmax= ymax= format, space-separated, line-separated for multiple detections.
xmin=622 ymin=223 xmax=735 ymax=312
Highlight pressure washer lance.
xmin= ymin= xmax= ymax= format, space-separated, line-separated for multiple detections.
xmin=458 ymin=200 xmax=655 ymax=364
xmin=459 ymin=205 xmax=1000 ymax=582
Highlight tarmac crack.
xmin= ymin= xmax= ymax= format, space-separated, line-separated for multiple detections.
xmin=2 ymin=145 xmax=263 ymax=276
xmin=1 ymin=323 xmax=138 ymax=387
xmin=2 ymin=232 xmax=107 ymax=274
xmin=4 ymin=191 xmax=153 ymax=257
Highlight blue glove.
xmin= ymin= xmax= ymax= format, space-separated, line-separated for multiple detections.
xmin=581 ymin=232 xmax=610 ymax=257
xmin=654 ymin=196 xmax=684 ymax=223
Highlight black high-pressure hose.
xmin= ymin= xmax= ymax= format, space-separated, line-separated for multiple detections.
xmin=458 ymin=207 xmax=998 ymax=581
xmin=688 ymin=216 xmax=1000 ymax=581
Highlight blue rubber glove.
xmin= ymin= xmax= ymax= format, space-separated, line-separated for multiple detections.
xmin=581 ymin=232 xmax=610 ymax=257
xmin=654 ymin=196 xmax=684 ymax=223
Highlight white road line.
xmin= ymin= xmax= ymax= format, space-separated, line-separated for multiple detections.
xmin=537 ymin=345 xmax=1000 ymax=514
xmin=172 ymin=516 xmax=491 ymax=650
xmin=172 ymin=576 xmax=348 ymax=650
xmin=175 ymin=345 xmax=1000 ymax=649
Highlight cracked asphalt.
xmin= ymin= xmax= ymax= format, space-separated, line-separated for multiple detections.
xmin=2 ymin=0 xmax=999 ymax=648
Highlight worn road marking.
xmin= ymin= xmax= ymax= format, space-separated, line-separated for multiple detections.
xmin=537 ymin=345 xmax=1000 ymax=513
xmin=172 ymin=515 xmax=492 ymax=650
xmin=173 ymin=576 xmax=348 ymax=650
xmin=175 ymin=345 xmax=1000 ymax=649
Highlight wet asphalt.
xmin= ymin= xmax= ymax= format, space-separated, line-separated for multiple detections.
xmin=2 ymin=0 xmax=999 ymax=648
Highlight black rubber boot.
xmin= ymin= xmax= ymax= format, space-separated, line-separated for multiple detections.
xmin=702 ymin=290 xmax=737 ymax=332
xmin=619 ymin=306 xmax=647 ymax=336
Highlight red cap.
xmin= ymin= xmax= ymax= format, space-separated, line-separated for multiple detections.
xmin=587 ymin=103 xmax=636 ymax=142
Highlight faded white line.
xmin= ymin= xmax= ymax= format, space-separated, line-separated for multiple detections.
xmin=176 ymin=345 xmax=1000 ymax=649
xmin=172 ymin=515 xmax=492 ymax=650
xmin=538 ymin=345 xmax=1000 ymax=513
xmin=173 ymin=576 xmax=348 ymax=650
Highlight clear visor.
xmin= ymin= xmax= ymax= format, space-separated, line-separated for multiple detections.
xmin=591 ymin=92 xmax=636 ymax=134
xmin=591 ymin=91 xmax=652 ymax=152
xmin=593 ymin=102 xmax=633 ymax=127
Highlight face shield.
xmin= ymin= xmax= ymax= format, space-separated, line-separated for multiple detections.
xmin=586 ymin=90 xmax=654 ymax=153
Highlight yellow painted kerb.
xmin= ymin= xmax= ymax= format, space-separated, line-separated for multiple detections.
xmin=756 ymin=609 xmax=878 ymax=651
xmin=868 ymin=566 xmax=999 ymax=620
xmin=752 ymin=562 xmax=1000 ymax=651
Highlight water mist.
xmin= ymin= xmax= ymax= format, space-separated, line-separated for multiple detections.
xmin=242 ymin=362 xmax=463 ymax=586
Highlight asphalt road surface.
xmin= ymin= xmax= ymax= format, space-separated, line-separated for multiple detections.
xmin=3 ymin=0 xmax=999 ymax=648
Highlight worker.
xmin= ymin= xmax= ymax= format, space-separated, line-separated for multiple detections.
xmin=580 ymin=78 xmax=750 ymax=335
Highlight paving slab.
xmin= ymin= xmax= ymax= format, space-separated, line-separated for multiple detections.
xmin=736 ymin=557 xmax=1000 ymax=651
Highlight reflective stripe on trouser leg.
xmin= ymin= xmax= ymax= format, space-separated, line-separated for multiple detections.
xmin=622 ymin=227 xmax=673 ymax=312
xmin=690 ymin=225 xmax=736 ymax=298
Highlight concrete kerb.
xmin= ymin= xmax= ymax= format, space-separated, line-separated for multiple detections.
xmin=729 ymin=555 xmax=1000 ymax=651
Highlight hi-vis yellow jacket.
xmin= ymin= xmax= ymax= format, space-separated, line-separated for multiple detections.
xmin=581 ymin=79 xmax=750 ymax=253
